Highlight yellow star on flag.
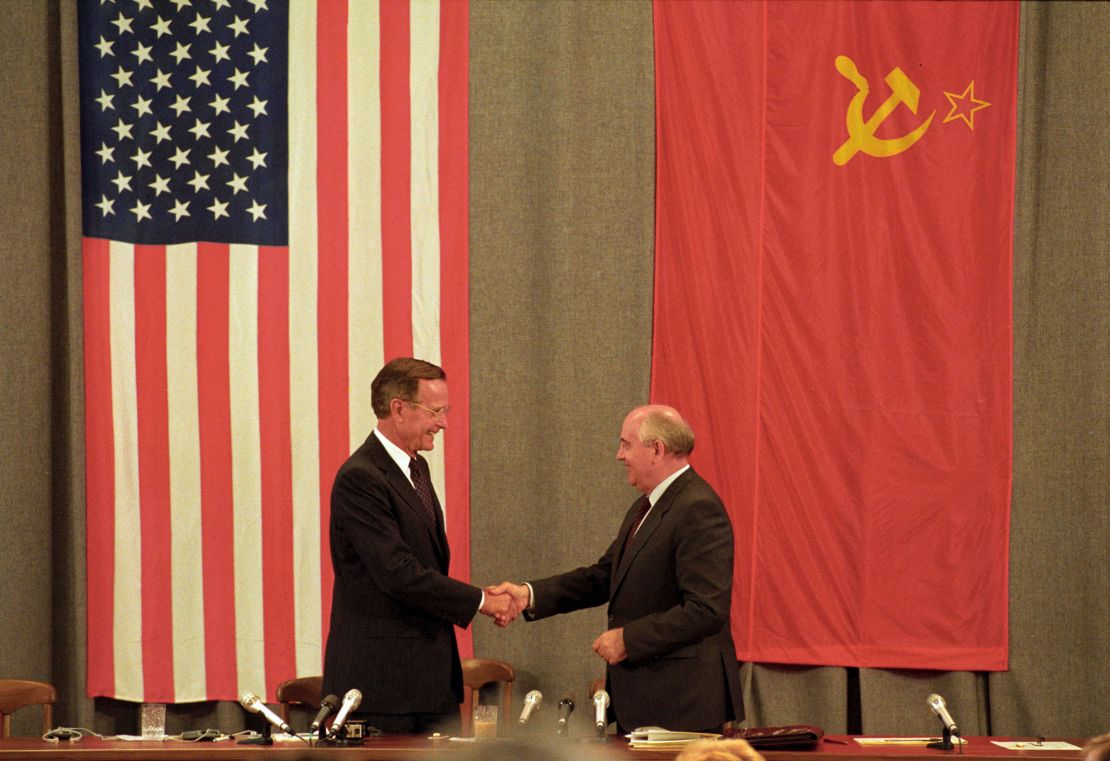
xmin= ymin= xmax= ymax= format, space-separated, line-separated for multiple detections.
xmin=942 ymin=81 xmax=991 ymax=130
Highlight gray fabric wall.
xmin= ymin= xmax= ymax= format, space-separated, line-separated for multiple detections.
xmin=0 ymin=0 xmax=88 ymax=740
xmin=992 ymin=0 xmax=1109 ymax=736
xmin=0 ymin=0 xmax=59 ymax=719
xmin=0 ymin=0 xmax=1105 ymax=740
xmin=469 ymin=0 xmax=656 ymax=723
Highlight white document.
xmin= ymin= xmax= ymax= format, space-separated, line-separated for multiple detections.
xmin=855 ymin=737 xmax=968 ymax=746
xmin=993 ymin=741 xmax=1082 ymax=751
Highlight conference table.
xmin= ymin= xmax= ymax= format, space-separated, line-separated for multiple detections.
xmin=0 ymin=734 xmax=1088 ymax=760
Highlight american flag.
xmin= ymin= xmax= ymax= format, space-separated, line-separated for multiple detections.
xmin=78 ymin=0 xmax=471 ymax=703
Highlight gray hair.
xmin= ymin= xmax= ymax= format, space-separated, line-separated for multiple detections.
xmin=637 ymin=406 xmax=695 ymax=456
xmin=371 ymin=357 xmax=446 ymax=418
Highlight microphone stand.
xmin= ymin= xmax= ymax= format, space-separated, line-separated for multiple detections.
xmin=594 ymin=702 xmax=608 ymax=742
xmin=927 ymin=725 xmax=954 ymax=751
xmin=555 ymin=699 xmax=574 ymax=738
xmin=238 ymin=721 xmax=273 ymax=746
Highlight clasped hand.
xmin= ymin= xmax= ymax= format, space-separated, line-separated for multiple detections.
xmin=478 ymin=584 xmax=628 ymax=663
xmin=479 ymin=582 xmax=530 ymax=627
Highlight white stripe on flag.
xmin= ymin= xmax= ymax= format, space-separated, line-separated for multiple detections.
xmin=166 ymin=244 xmax=206 ymax=700
xmin=110 ymin=242 xmax=143 ymax=701
xmin=288 ymin=0 xmax=324 ymax=679
xmin=348 ymin=0 xmax=385 ymax=449
xmin=229 ymin=245 xmax=266 ymax=695
xmin=409 ymin=0 xmax=446 ymax=507
xmin=410 ymin=0 xmax=441 ymax=367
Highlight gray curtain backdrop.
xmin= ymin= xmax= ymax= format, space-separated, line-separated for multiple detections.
xmin=0 ymin=0 xmax=1105 ymax=740
xmin=469 ymin=0 xmax=656 ymax=728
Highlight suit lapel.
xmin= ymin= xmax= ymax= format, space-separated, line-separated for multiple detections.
xmin=365 ymin=435 xmax=446 ymax=553
xmin=611 ymin=469 xmax=696 ymax=598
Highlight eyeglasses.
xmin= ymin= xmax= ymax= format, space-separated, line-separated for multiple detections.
xmin=406 ymin=400 xmax=450 ymax=419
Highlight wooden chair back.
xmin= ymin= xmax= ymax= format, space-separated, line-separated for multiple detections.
xmin=460 ymin=658 xmax=515 ymax=736
xmin=275 ymin=675 xmax=323 ymax=725
xmin=0 ymin=679 xmax=57 ymax=738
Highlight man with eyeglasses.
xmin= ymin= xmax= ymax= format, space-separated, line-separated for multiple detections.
xmin=322 ymin=357 xmax=513 ymax=735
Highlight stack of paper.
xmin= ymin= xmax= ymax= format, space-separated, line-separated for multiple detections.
xmin=627 ymin=728 xmax=722 ymax=749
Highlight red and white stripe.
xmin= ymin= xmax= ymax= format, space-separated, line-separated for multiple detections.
xmin=83 ymin=0 xmax=470 ymax=703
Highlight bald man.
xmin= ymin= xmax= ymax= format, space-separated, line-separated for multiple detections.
xmin=492 ymin=406 xmax=743 ymax=733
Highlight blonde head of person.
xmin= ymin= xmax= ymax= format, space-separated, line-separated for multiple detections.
xmin=1085 ymin=733 xmax=1110 ymax=761
xmin=675 ymin=739 xmax=767 ymax=761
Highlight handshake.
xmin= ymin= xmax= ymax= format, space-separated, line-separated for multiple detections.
xmin=478 ymin=582 xmax=531 ymax=627
xmin=477 ymin=581 xmax=628 ymax=664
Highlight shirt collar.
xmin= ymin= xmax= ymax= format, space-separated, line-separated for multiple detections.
xmin=374 ymin=427 xmax=415 ymax=486
xmin=648 ymin=464 xmax=690 ymax=506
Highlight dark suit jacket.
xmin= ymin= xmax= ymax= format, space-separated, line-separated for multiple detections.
xmin=322 ymin=432 xmax=482 ymax=714
xmin=527 ymin=467 xmax=743 ymax=732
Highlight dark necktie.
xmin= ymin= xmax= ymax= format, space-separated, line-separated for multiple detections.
xmin=624 ymin=496 xmax=652 ymax=550
xmin=409 ymin=456 xmax=439 ymax=525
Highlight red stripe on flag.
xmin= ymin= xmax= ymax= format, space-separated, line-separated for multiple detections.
xmin=380 ymin=0 xmax=413 ymax=359
xmin=258 ymin=247 xmax=297 ymax=697
xmin=134 ymin=245 xmax=175 ymax=700
xmin=438 ymin=0 xmax=473 ymax=658
xmin=315 ymin=0 xmax=350 ymax=646
xmin=196 ymin=243 xmax=238 ymax=699
xmin=83 ymin=238 xmax=116 ymax=697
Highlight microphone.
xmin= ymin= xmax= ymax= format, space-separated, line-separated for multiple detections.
xmin=556 ymin=693 xmax=575 ymax=734
xmin=592 ymin=689 xmax=610 ymax=731
xmin=927 ymin=693 xmax=960 ymax=737
xmin=328 ymin=689 xmax=362 ymax=738
xmin=239 ymin=692 xmax=292 ymax=735
xmin=310 ymin=694 xmax=339 ymax=733
xmin=518 ymin=690 xmax=543 ymax=724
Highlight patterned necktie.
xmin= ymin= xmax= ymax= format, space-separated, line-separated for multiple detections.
xmin=624 ymin=496 xmax=652 ymax=550
xmin=409 ymin=456 xmax=438 ymax=525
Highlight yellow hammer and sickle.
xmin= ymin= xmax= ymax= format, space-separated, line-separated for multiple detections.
xmin=833 ymin=55 xmax=935 ymax=166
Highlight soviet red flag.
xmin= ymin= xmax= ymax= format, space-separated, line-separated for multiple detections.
xmin=652 ymin=0 xmax=1017 ymax=670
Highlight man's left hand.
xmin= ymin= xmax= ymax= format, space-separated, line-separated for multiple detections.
xmin=592 ymin=627 xmax=627 ymax=664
